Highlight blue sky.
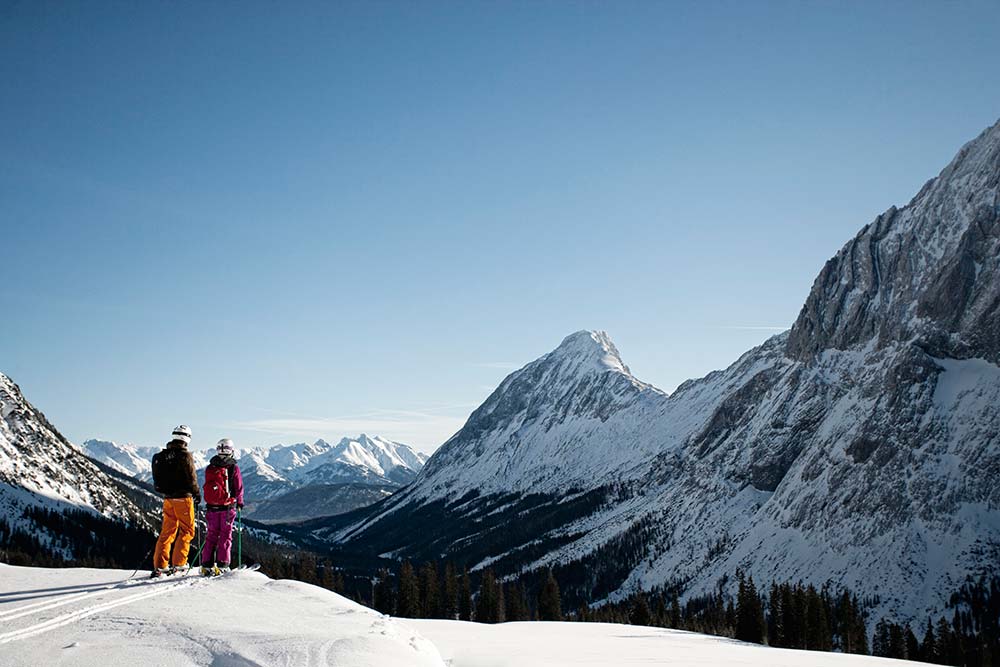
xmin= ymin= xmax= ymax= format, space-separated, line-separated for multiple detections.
xmin=3 ymin=1 xmax=999 ymax=454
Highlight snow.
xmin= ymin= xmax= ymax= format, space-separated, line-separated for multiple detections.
xmin=0 ymin=564 xmax=930 ymax=667
xmin=0 ymin=564 xmax=444 ymax=667
xmin=410 ymin=619 xmax=924 ymax=667
xmin=932 ymin=356 xmax=1000 ymax=411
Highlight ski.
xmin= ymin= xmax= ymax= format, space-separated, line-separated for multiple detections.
xmin=202 ymin=564 xmax=260 ymax=579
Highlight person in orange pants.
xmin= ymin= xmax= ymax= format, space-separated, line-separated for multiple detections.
xmin=154 ymin=497 xmax=196 ymax=571
xmin=150 ymin=425 xmax=202 ymax=576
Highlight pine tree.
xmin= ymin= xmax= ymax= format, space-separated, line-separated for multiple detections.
xmin=459 ymin=568 xmax=473 ymax=621
xmin=496 ymin=581 xmax=506 ymax=624
xmin=420 ymin=562 xmax=440 ymax=618
xmin=888 ymin=622 xmax=907 ymax=659
xmin=653 ymin=594 xmax=668 ymax=628
xmin=538 ymin=569 xmax=563 ymax=621
xmin=769 ymin=581 xmax=784 ymax=647
xmin=373 ymin=568 xmax=395 ymax=615
xmin=397 ymin=561 xmax=420 ymax=618
xmin=851 ymin=595 xmax=868 ymax=655
xmin=629 ymin=594 xmax=652 ymax=626
xmin=442 ymin=562 xmax=459 ymax=620
xmin=904 ymin=627 xmax=920 ymax=660
xmin=505 ymin=582 xmax=529 ymax=622
xmin=935 ymin=617 xmax=955 ymax=664
xmin=735 ymin=572 xmax=765 ymax=644
xmin=921 ymin=618 xmax=937 ymax=663
xmin=320 ymin=560 xmax=335 ymax=591
xmin=669 ymin=594 xmax=682 ymax=629
xmin=334 ymin=571 xmax=346 ymax=594
xmin=782 ymin=584 xmax=802 ymax=649
xmin=476 ymin=568 xmax=502 ymax=623
xmin=873 ymin=619 xmax=891 ymax=657
xmin=804 ymin=585 xmax=831 ymax=650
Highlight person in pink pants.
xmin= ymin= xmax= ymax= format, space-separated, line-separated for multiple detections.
xmin=200 ymin=438 xmax=244 ymax=574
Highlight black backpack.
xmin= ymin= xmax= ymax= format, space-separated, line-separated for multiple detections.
xmin=151 ymin=447 xmax=186 ymax=494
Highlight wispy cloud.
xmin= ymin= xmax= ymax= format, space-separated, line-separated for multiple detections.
xmin=713 ymin=325 xmax=790 ymax=331
xmin=471 ymin=362 xmax=522 ymax=370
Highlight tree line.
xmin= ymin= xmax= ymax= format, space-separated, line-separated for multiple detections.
xmin=869 ymin=576 xmax=1000 ymax=666
xmin=297 ymin=555 xmax=997 ymax=667
xmin=377 ymin=561 xmax=564 ymax=623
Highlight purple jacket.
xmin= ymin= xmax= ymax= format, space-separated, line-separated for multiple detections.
xmin=205 ymin=453 xmax=244 ymax=510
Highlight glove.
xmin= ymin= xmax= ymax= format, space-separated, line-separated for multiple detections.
xmin=193 ymin=494 xmax=201 ymax=506
xmin=237 ymin=503 xmax=244 ymax=509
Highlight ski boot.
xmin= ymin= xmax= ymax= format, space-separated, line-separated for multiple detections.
xmin=171 ymin=565 xmax=191 ymax=576
xmin=150 ymin=567 xmax=171 ymax=579
xmin=200 ymin=565 xmax=214 ymax=577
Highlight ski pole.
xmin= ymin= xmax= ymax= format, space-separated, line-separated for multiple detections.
xmin=190 ymin=507 xmax=207 ymax=565
xmin=237 ymin=507 xmax=242 ymax=568
xmin=129 ymin=541 xmax=157 ymax=580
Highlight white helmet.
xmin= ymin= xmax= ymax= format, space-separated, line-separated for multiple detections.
xmin=216 ymin=438 xmax=235 ymax=455
xmin=171 ymin=425 xmax=192 ymax=446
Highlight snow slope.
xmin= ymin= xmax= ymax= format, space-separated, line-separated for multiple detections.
xmin=411 ymin=619 xmax=925 ymax=667
xmin=0 ymin=564 xmax=444 ymax=667
xmin=0 ymin=564 xmax=926 ymax=667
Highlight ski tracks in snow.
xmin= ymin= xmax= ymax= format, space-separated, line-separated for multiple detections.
xmin=0 ymin=573 xmax=200 ymax=644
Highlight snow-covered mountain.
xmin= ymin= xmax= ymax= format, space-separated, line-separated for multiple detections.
xmin=82 ymin=434 xmax=428 ymax=520
xmin=324 ymin=118 xmax=1000 ymax=628
xmin=249 ymin=482 xmax=398 ymax=524
xmin=0 ymin=374 xmax=156 ymax=559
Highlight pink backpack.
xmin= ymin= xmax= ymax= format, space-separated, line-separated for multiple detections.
xmin=204 ymin=465 xmax=233 ymax=506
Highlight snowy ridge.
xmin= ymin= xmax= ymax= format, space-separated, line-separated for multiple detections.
xmin=83 ymin=434 xmax=427 ymax=504
xmin=332 ymin=118 xmax=1000 ymax=629
xmin=0 ymin=374 xmax=153 ymax=555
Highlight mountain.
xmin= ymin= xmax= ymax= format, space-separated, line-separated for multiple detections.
xmin=82 ymin=434 xmax=428 ymax=521
xmin=249 ymin=482 xmax=397 ymax=524
xmin=0 ymin=373 xmax=157 ymax=564
xmin=321 ymin=118 xmax=1000 ymax=627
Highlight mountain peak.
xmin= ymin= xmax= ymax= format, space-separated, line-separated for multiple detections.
xmin=551 ymin=330 xmax=631 ymax=376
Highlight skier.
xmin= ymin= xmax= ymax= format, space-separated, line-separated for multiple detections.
xmin=150 ymin=425 xmax=201 ymax=577
xmin=200 ymin=437 xmax=244 ymax=576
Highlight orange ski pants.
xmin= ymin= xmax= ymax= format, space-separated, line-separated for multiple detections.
xmin=154 ymin=497 xmax=196 ymax=569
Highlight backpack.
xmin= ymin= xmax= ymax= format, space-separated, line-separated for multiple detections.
xmin=152 ymin=447 xmax=191 ymax=495
xmin=203 ymin=465 xmax=233 ymax=506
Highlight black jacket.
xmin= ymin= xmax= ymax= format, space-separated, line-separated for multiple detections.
xmin=151 ymin=441 xmax=201 ymax=502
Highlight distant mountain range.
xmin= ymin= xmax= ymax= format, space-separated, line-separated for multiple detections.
xmin=313 ymin=118 xmax=1000 ymax=628
xmin=81 ymin=434 xmax=428 ymax=522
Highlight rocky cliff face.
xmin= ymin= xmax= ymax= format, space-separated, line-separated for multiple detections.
xmin=328 ymin=118 xmax=1000 ymax=627
xmin=787 ymin=119 xmax=1000 ymax=363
